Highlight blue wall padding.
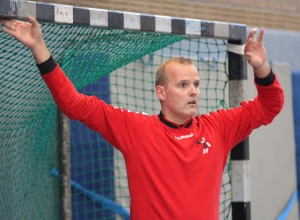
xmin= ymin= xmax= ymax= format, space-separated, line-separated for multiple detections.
xmin=71 ymin=75 xmax=115 ymax=220
xmin=292 ymin=71 xmax=300 ymax=204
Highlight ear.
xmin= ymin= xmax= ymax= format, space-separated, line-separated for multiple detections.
xmin=155 ymin=85 xmax=166 ymax=102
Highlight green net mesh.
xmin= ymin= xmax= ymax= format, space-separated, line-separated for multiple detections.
xmin=0 ymin=22 xmax=231 ymax=219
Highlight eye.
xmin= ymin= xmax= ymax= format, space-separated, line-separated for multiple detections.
xmin=179 ymin=83 xmax=186 ymax=88
xmin=194 ymin=82 xmax=200 ymax=88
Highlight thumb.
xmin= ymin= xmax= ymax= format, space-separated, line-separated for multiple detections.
xmin=245 ymin=52 xmax=253 ymax=62
xmin=26 ymin=15 xmax=40 ymax=27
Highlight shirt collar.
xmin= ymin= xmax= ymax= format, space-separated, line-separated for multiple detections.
xmin=158 ymin=111 xmax=193 ymax=129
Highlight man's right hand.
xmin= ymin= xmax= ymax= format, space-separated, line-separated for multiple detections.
xmin=1 ymin=15 xmax=51 ymax=64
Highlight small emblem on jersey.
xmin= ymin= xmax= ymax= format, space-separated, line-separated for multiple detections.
xmin=199 ymin=137 xmax=211 ymax=154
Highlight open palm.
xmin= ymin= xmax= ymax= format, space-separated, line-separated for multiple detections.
xmin=1 ymin=16 xmax=43 ymax=50
xmin=244 ymin=28 xmax=267 ymax=69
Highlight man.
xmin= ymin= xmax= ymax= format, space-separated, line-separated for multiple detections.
xmin=1 ymin=16 xmax=284 ymax=219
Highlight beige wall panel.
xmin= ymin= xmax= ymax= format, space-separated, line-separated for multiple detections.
xmin=247 ymin=62 xmax=299 ymax=220
xmin=176 ymin=6 xmax=192 ymax=13
xmin=98 ymin=3 xmax=112 ymax=10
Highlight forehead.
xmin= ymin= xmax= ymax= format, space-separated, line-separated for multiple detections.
xmin=166 ymin=62 xmax=200 ymax=80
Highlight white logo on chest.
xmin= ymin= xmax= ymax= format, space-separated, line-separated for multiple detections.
xmin=174 ymin=132 xmax=194 ymax=140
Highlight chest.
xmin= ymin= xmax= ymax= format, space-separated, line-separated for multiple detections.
xmin=131 ymin=126 xmax=225 ymax=170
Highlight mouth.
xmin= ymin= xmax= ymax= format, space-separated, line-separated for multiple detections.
xmin=188 ymin=100 xmax=197 ymax=105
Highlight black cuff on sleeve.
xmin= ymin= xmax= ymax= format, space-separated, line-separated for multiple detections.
xmin=255 ymin=68 xmax=275 ymax=86
xmin=36 ymin=56 xmax=57 ymax=75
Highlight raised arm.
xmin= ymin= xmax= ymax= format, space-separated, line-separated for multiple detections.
xmin=1 ymin=16 xmax=50 ymax=64
xmin=1 ymin=16 xmax=89 ymax=122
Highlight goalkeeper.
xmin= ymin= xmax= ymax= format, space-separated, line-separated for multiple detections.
xmin=1 ymin=16 xmax=284 ymax=220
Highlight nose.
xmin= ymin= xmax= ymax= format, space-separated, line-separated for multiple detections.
xmin=190 ymin=85 xmax=199 ymax=96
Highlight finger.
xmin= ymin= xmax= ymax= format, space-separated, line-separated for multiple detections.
xmin=256 ymin=28 xmax=264 ymax=42
xmin=246 ymin=29 xmax=254 ymax=42
xmin=0 ymin=18 xmax=12 ymax=27
xmin=0 ymin=18 xmax=9 ymax=22
xmin=1 ymin=19 xmax=19 ymax=30
xmin=1 ymin=19 xmax=22 ymax=38
xmin=1 ymin=26 xmax=17 ymax=37
xmin=26 ymin=15 xmax=39 ymax=28
xmin=252 ymin=27 xmax=257 ymax=42
xmin=1 ymin=20 xmax=13 ymax=32
xmin=247 ymin=27 xmax=258 ymax=43
xmin=244 ymin=36 xmax=253 ymax=53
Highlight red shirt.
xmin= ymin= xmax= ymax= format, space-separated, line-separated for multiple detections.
xmin=42 ymin=64 xmax=284 ymax=220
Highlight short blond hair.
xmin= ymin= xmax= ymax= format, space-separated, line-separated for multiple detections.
xmin=155 ymin=57 xmax=193 ymax=87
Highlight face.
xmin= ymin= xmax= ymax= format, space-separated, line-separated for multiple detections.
xmin=156 ymin=62 xmax=200 ymax=125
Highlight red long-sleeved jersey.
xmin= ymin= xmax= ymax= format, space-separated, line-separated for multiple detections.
xmin=40 ymin=58 xmax=284 ymax=220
